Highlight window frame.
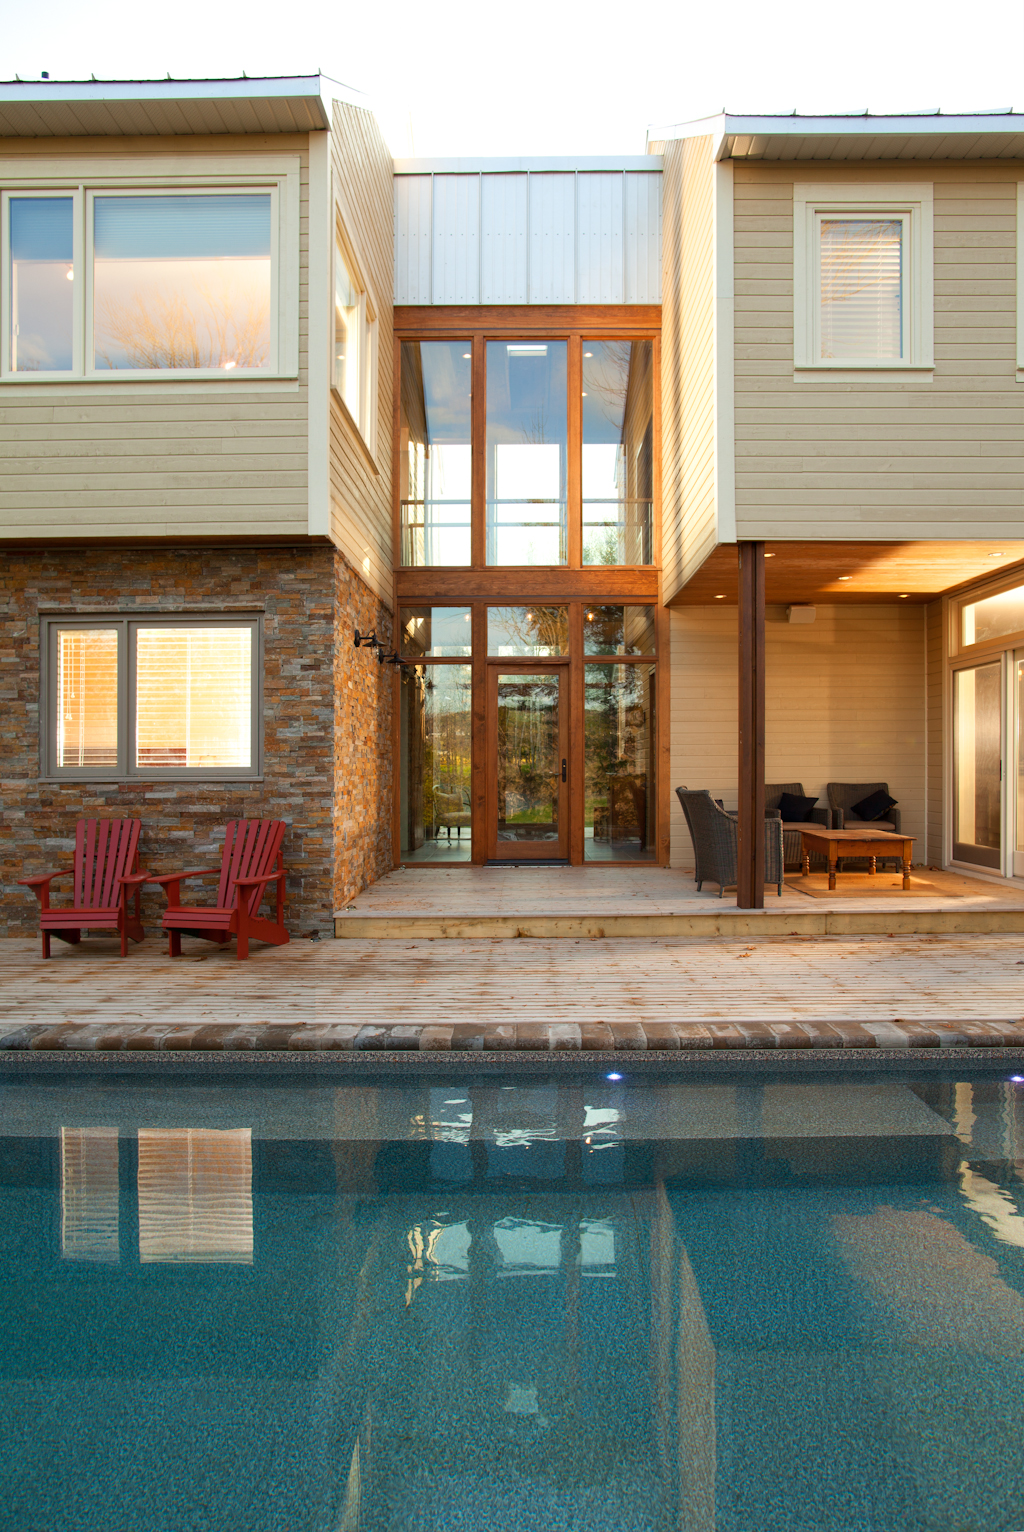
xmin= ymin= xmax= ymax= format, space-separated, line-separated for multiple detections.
xmin=793 ymin=183 xmax=934 ymax=375
xmin=1 ymin=158 xmax=299 ymax=385
xmin=40 ymin=612 xmax=263 ymax=782
xmin=332 ymin=214 xmax=378 ymax=459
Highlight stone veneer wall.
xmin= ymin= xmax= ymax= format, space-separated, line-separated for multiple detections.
xmin=0 ymin=544 xmax=393 ymax=939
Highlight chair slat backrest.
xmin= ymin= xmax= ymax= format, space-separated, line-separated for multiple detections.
xmin=217 ymin=820 xmax=287 ymax=915
xmin=73 ymin=819 xmax=141 ymax=909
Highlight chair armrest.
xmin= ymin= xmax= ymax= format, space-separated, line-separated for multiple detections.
xmin=118 ymin=871 xmax=152 ymax=889
xmin=231 ymin=872 xmax=281 ymax=893
xmin=148 ymin=868 xmax=221 ymax=886
xmin=890 ymin=807 xmax=902 ymax=833
xmin=18 ymin=867 xmax=73 ymax=889
xmin=766 ymin=809 xmax=781 ymax=819
xmin=811 ymin=807 xmax=830 ymax=828
xmin=833 ymin=808 xmax=845 ymax=829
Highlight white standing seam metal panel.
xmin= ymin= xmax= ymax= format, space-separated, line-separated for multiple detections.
xmin=480 ymin=174 xmax=529 ymax=303
xmin=529 ymin=173 xmax=576 ymax=303
xmin=393 ymin=175 xmax=432 ymax=304
xmin=624 ymin=172 xmax=663 ymax=303
xmin=576 ymin=173 xmax=623 ymax=303
xmin=431 ymin=174 xmax=480 ymax=304
xmin=395 ymin=166 xmax=662 ymax=304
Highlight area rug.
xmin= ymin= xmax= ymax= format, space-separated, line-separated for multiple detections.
xmin=787 ymin=873 xmax=961 ymax=899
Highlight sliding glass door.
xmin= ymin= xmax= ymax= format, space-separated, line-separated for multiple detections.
xmin=953 ymin=661 xmax=1003 ymax=869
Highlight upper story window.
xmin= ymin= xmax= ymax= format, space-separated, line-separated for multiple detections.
xmin=333 ymin=227 xmax=377 ymax=453
xmin=399 ymin=330 xmax=657 ymax=569
xmin=3 ymin=181 xmax=294 ymax=381
xmin=793 ymin=184 xmax=933 ymax=373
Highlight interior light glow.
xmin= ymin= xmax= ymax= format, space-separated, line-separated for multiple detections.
xmin=581 ymin=391 xmax=588 ymax=396
xmin=222 ymin=360 xmax=237 ymax=370
xmin=508 ymin=344 xmax=547 ymax=357
xmin=583 ymin=351 xmax=593 ymax=357
xmin=462 ymin=352 xmax=471 ymax=359
xmin=65 ymin=267 xmax=74 ymax=281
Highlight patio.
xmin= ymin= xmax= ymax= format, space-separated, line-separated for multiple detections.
xmin=1 ymin=926 xmax=1022 ymax=1054
xmin=335 ymin=863 xmax=1024 ymax=938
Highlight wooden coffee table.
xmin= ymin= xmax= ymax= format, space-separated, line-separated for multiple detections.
xmin=791 ymin=826 xmax=915 ymax=891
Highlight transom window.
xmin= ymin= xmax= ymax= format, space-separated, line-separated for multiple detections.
xmin=399 ymin=332 xmax=657 ymax=568
xmin=3 ymin=185 xmax=288 ymax=380
xmin=41 ymin=614 xmax=261 ymax=780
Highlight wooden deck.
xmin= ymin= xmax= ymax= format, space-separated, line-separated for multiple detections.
xmin=335 ymin=865 xmax=1024 ymax=939
xmin=1 ymin=931 xmax=1023 ymax=1053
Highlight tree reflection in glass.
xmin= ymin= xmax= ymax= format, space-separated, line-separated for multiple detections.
xmin=401 ymin=664 xmax=472 ymax=861
xmin=93 ymin=194 xmax=272 ymax=371
xmin=584 ymin=663 xmax=656 ymax=861
xmin=582 ymin=340 xmax=653 ymax=565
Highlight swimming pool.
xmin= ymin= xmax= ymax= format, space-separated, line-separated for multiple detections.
xmin=1 ymin=1065 xmax=1022 ymax=1531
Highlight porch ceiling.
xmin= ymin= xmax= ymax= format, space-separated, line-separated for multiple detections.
xmin=669 ymin=541 xmax=1024 ymax=606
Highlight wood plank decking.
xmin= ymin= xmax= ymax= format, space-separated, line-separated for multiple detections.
xmin=335 ymin=865 xmax=1024 ymax=939
xmin=1 ymin=931 xmax=1022 ymax=1053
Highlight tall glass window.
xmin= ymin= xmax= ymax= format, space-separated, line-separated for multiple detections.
xmin=334 ymin=242 xmax=361 ymax=421
xmin=584 ymin=663 xmax=656 ymax=861
xmin=10 ymin=197 xmax=74 ymax=373
xmin=400 ymin=664 xmax=473 ymax=862
xmin=92 ymin=194 xmax=272 ymax=371
xmin=953 ymin=662 xmax=1002 ymax=869
xmin=486 ymin=340 xmax=567 ymax=565
xmin=582 ymin=341 xmax=653 ymax=565
xmin=400 ymin=342 xmax=472 ymax=566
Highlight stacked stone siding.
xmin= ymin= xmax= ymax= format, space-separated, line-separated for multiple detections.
xmin=0 ymin=544 xmax=393 ymax=940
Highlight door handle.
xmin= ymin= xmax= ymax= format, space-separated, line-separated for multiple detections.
xmin=561 ymin=758 xmax=567 ymax=782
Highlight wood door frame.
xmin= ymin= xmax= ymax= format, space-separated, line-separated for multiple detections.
xmin=486 ymin=660 xmax=570 ymax=862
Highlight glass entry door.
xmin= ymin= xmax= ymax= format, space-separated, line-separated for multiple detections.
xmin=1016 ymin=654 xmax=1024 ymax=877
xmin=953 ymin=660 xmax=1003 ymax=869
xmin=488 ymin=667 xmax=568 ymax=860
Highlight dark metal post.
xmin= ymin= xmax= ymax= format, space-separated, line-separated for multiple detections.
xmin=737 ymin=541 xmax=765 ymax=908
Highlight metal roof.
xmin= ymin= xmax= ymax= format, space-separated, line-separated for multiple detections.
xmin=0 ymin=75 xmax=366 ymax=138
xmin=395 ymin=156 xmax=661 ymax=174
xmin=647 ymin=111 xmax=1024 ymax=162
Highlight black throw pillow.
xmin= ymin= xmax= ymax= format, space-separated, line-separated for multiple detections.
xmin=776 ymin=792 xmax=817 ymax=822
xmin=851 ymin=789 xmax=897 ymax=821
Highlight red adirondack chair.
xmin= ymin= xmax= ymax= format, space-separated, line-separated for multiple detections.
xmin=18 ymin=818 xmax=145 ymax=958
xmin=145 ymin=819 xmax=290 ymax=961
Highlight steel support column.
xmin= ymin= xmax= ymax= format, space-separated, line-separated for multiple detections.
xmin=737 ymin=541 xmax=765 ymax=908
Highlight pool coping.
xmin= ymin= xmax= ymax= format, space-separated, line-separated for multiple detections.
xmin=2 ymin=1047 xmax=1023 ymax=1074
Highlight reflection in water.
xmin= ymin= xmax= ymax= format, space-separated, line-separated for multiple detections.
xmin=137 ymin=1128 xmax=253 ymax=1264
xmin=60 ymin=1127 xmax=119 ymax=1262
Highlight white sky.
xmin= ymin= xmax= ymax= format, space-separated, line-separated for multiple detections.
xmin=4 ymin=0 xmax=1023 ymax=158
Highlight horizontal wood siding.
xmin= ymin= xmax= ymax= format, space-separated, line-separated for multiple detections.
xmin=328 ymin=101 xmax=395 ymax=604
xmin=926 ymin=598 xmax=944 ymax=865
xmin=670 ymin=603 xmax=927 ymax=867
xmin=0 ymin=133 xmax=310 ymax=541
xmin=661 ymin=138 xmax=718 ymax=603
xmin=733 ymin=164 xmax=1024 ymax=540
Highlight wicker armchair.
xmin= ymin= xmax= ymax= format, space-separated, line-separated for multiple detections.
xmin=766 ymin=781 xmax=830 ymax=870
xmin=675 ymin=788 xmax=784 ymax=898
xmin=827 ymin=781 xmax=902 ymax=871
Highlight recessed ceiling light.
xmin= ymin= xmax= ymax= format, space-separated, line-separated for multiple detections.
xmin=714 ymin=594 xmax=727 ymax=600
xmin=764 ymin=552 xmax=775 ymax=558
xmin=837 ymin=575 xmax=852 ymax=582
xmin=899 ymin=593 xmax=910 ymax=599
xmin=988 ymin=552 xmax=1006 ymax=558
xmin=462 ymin=352 xmax=471 ymax=359
xmin=584 ymin=351 xmax=593 ymax=357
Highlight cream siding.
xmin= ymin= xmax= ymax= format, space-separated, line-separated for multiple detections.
xmin=732 ymin=164 xmax=1024 ymax=541
xmin=669 ymin=603 xmax=927 ymax=867
xmin=0 ymin=133 xmax=310 ymax=541
xmin=327 ymin=101 xmax=394 ymax=604
xmin=661 ymin=137 xmax=718 ymax=602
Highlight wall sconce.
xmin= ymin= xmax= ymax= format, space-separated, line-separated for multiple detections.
xmin=377 ymin=647 xmax=402 ymax=665
xmin=354 ymin=629 xmax=378 ymax=649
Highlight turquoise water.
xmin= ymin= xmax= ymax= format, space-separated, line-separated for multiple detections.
xmin=1 ymin=1069 xmax=1023 ymax=1531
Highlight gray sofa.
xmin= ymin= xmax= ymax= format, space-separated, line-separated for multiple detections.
xmin=765 ymin=781 xmax=830 ymax=870
xmin=826 ymin=780 xmax=902 ymax=870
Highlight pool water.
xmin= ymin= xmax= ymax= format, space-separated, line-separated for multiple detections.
xmin=1 ymin=1069 xmax=1023 ymax=1532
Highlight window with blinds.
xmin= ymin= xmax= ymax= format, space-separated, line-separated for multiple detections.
xmin=819 ymin=218 xmax=903 ymax=361
xmin=60 ymin=1126 xmax=120 ymax=1262
xmin=93 ymin=193 xmax=272 ymax=372
xmin=44 ymin=615 xmax=260 ymax=778
xmin=135 ymin=626 xmax=252 ymax=769
xmin=56 ymin=628 xmax=119 ymax=768
xmin=137 ymin=1128 xmax=253 ymax=1264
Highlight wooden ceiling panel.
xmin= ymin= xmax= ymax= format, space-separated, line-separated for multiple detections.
xmin=669 ymin=541 xmax=1024 ymax=606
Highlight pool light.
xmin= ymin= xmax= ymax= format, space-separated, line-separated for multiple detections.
xmin=606 ymin=1072 xmax=623 ymax=1082
xmin=1011 ymin=1075 xmax=1024 ymax=1083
